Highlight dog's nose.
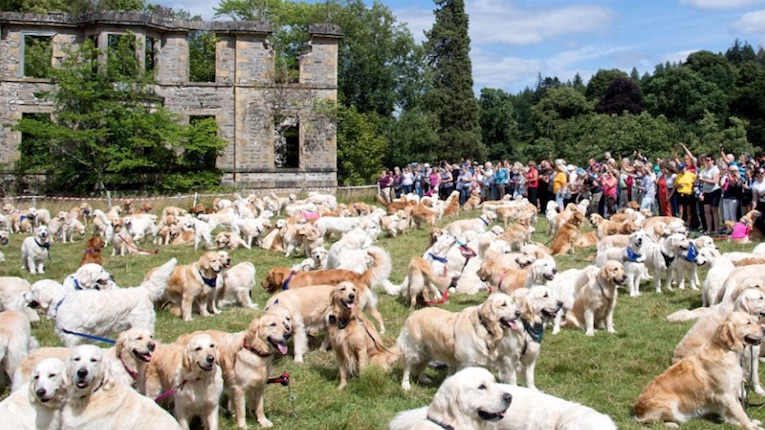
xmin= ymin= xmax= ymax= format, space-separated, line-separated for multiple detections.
xmin=148 ymin=342 xmax=156 ymax=352
xmin=502 ymin=392 xmax=512 ymax=404
xmin=284 ymin=332 xmax=291 ymax=340
xmin=514 ymin=310 xmax=521 ymax=318
xmin=36 ymin=388 xmax=46 ymax=398
xmin=206 ymin=355 xmax=215 ymax=364
xmin=552 ymin=268 xmax=557 ymax=274
xmin=349 ymin=293 xmax=355 ymax=300
xmin=77 ymin=368 xmax=88 ymax=379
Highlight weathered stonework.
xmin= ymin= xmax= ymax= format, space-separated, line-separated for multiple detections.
xmin=0 ymin=12 xmax=341 ymax=191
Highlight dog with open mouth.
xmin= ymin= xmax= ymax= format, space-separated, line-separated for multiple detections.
xmin=635 ymin=311 xmax=765 ymax=429
xmin=20 ymin=225 xmax=50 ymax=274
xmin=397 ymin=293 xmax=520 ymax=391
xmin=495 ymin=285 xmax=563 ymax=389
xmin=324 ymin=281 xmax=400 ymax=390
xmin=175 ymin=310 xmax=291 ymax=428
xmin=144 ymin=333 xmax=223 ymax=430
xmin=0 ymin=357 xmax=68 ymax=430
xmin=390 ymin=367 xmax=512 ymax=430
xmin=62 ymin=345 xmax=181 ymax=430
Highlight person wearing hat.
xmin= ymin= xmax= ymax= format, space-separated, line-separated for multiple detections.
xmin=721 ymin=163 xmax=744 ymax=229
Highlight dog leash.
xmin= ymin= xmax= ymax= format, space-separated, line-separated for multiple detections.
xmin=59 ymin=328 xmax=116 ymax=345
xmin=117 ymin=233 xmax=159 ymax=255
xmin=267 ymin=372 xmax=297 ymax=417
xmin=741 ymin=346 xmax=765 ymax=409
xmin=154 ymin=378 xmax=188 ymax=403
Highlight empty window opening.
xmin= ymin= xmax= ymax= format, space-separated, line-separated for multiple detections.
xmin=107 ymin=33 xmax=138 ymax=78
xmin=23 ymin=35 xmax=52 ymax=78
xmin=145 ymin=36 xmax=158 ymax=72
xmin=188 ymin=31 xmax=216 ymax=83
xmin=18 ymin=112 xmax=52 ymax=172
xmin=275 ymin=116 xmax=299 ymax=169
xmin=186 ymin=116 xmax=219 ymax=169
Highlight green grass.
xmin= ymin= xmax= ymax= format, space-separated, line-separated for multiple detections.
xmin=2 ymin=198 xmax=765 ymax=429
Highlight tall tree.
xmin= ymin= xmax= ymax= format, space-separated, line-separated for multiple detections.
xmin=585 ymin=68 xmax=628 ymax=102
xmin=478 ymin=88 xmax=518 ymax=160
xmin=422 ymin=0 xmax=483 ymax=161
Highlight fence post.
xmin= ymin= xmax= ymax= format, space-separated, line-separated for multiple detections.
xmin=107 ymin=191 xmax=112 ymax=209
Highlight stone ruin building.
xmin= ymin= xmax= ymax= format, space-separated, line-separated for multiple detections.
xmin=0 ymin=11 xmax=340 ymax=190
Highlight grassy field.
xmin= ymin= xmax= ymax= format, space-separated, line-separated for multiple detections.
xmin=1 ymin=196 xmax=764 ymax=429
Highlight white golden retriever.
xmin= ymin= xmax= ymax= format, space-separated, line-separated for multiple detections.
xmin=493 ymin=384 xmax=617 ymax=430
xmin=0 ymin=358 xmax=68 ymax=430
xmin=217 ymin=261 xmax=257 ymax=309
xmin=20 ymin=226 xmax=50 ymax=274
xmin=55 ymin=259 xmax=176 ymax=347
xmin=0 ymin=311 xmax=39 ymax=390
xmin=62 ymin=345 xmax=181 ymax=430
xmin=389 ymin=367 xmax=512 ymax=430
xmin=62 ymin=264 xmax=115 ymax=291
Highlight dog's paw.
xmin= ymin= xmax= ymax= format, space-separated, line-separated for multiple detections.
xmin=258 ymin=418 xmax=274 ymax=428
xmin=401 ymin=381 xmax=412 ymax=391
xmin=585 ymin=330 xmax=595 ymax=337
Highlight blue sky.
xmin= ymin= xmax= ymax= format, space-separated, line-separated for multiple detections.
xmin=158 ymin=0 xmax=765 ymax=94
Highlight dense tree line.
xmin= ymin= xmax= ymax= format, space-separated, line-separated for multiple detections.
xmin=4 ymin=0 xmax=765 ymax=188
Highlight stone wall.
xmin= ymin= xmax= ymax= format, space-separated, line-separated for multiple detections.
xmin=0 ymin=12 xmax=341 ymax=191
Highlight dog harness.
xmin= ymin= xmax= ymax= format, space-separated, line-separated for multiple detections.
xmin=480 ymin=216 xmax=489 ymax=226
xmin=120 ymin=356 xmax=138 ymax=384
xmin=198 ymin=270 xmax=217 ymax=288
xmin=282 ymin=270 xmax=297 ymax=290
xmin=35 ymin=238 xmax=50 ymax=250
xmin=520 ymin=318 xmax=544 ymax=358
xmin=660 ymin=250 xmax=675 ymax=268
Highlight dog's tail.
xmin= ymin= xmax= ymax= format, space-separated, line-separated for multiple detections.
xmin=361 ymin=246 xmax=393 ymax=288
xmin=374 ymin=194 xmax=389 ymax=208
xmin=665 ymin=306 xmax=710 ymax=323
xmin=380 ymin=277 xmax=407 ymax=296
xmin=142 ymin=258 xmax=177 ymax=301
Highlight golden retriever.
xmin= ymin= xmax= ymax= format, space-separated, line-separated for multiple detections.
xmin=549 ymin=211 xmax=585 ymax=255
xmin=673 ymin=288 xmax=765 ymax=395
xmin=389 ymin=367 xmax=512 ymax=430
xmin=634 ymin=311 xmax=765 ymax=429
xmin=80 ymin=235 xmax=106 ymax=266
xmin=442 ymin=190 xmax=461 ymax=217
xmin=564 ymin=261 xmax=626 ymax=336
xmin=0 ymin=358 xmax=68 ymax=430
xmin=405 ymin=256 xmax=452 ymax=309
xmin=494 ymin=383 xmax=617 ymax=429
xmin=175 ymin=310 xmax=291 ymax=428
xmin=325 ymin=282 xmax=400 ymax=389
xmin=0 ymin=310 xmax=38 ymax=390
xmin=63 ymin=344 xmax=181 ymax=430
xmin=477 ymin=257 xmax=557 ymax=295
xmin=397 ymin=293 xmax=520 ymax=391
xmin=409 ymin=203 xmax=439 ymax=228
xmin=498 ymin=217 xmax=534 ymax=251
xmin=143 ymin=334 xmax=222 ymax=430
xmin=573 ymin=231 xmax=599 ymax=249
xmin=160 ymin=251 xmax=224 ymax=321
xmin=495 ymin=285 xmax=562 ymax=388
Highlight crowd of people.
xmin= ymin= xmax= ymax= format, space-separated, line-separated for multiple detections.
xmin=378 ymin=142 xmax=765 ymax=237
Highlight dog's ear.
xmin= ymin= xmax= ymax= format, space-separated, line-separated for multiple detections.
xmin=479 ymin=297 xmax=503 ymax=340
xmin=115 ymin=331 xmax=127 ymax=358
xmin=717 ymin=320 xmax=742 ymax=351
xmin=182 ymin=344 xmax=195 ymax=372
xmin=428 ymin=376 xmax=460 ymax=424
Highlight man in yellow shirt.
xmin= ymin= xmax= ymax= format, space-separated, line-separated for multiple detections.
xmin=673 ymin=163 xmax=697 ymax=228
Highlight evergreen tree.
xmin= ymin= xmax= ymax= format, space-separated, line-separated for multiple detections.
xmin=422 ymin=0 xmax=484 ymax=161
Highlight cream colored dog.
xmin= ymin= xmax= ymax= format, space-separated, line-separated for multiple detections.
xmin=20 ymin=226 xmax=50 ymax=274
xmin=0 ymin=358 xmax=68 ymax=430
xmin=389 ymin=367 xmax=512 ymax=430
xmin=160 ymin=252 xmax=224 ymax=321
xmin=0 ymin=311 xmax=38 ymax=390
xmin=63 ymin=345 xmax=181 ymax=430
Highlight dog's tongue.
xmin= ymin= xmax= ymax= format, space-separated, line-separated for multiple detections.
xmin=277 ymin=343 xmax=288 ymax=355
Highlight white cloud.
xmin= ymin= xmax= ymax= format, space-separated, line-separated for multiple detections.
xmin=732 ymin=10 xmax=765 ymax=33
xmin=156 ymin=1 xmax=217 ymax=20
xmin=395 ymin=1 xmax=615 ymax=47
xmin=661 ymin=49 xmax=696 ymax=64
xmin=467 ymin=1 xmax=615 ymax=46
xmin=680 ymin=0 xmax=765 ymax=10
